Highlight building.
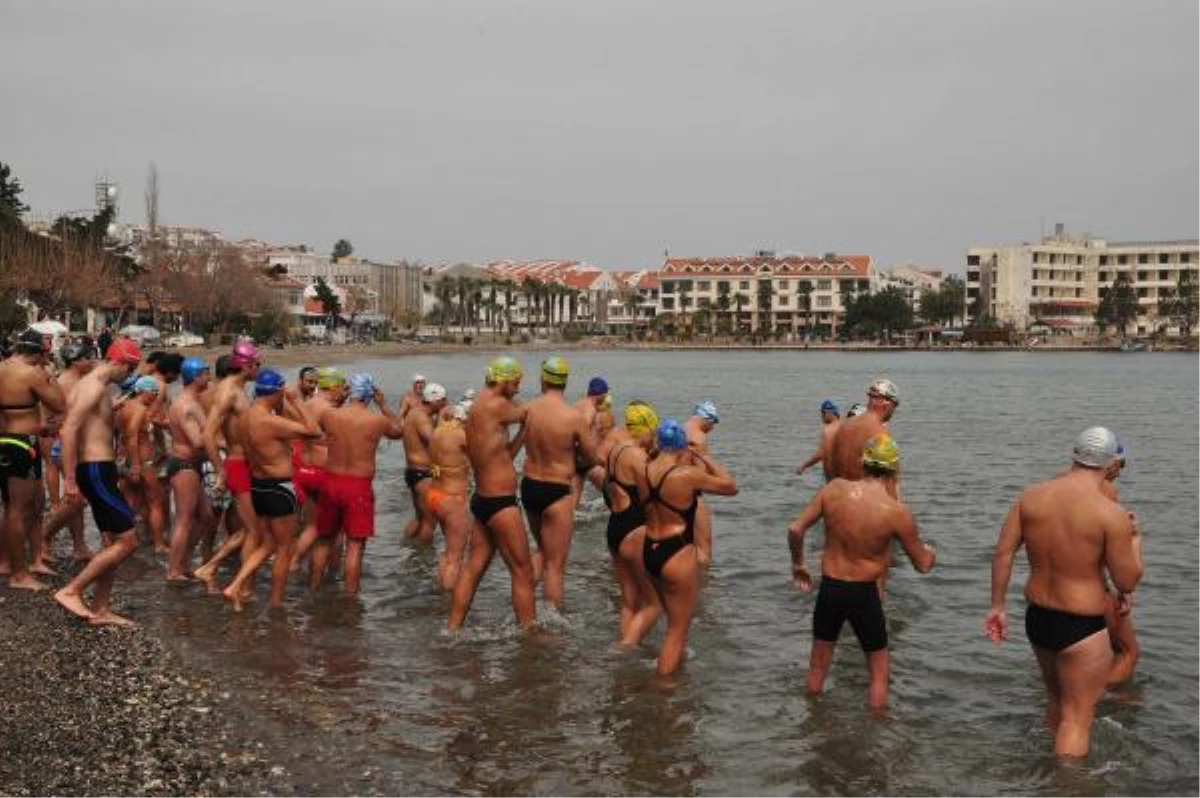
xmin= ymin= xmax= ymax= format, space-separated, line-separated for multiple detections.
xmin=603 ymin=270 xmax=660 ymax=335
xmin=878 ymin=264 xmax=944 ymax=316
xmin=657 ymin=251 xmax=876 ymax=337
xmin=265 ymin=249 xmax=423 ymax=331
xmin=966 ymin=224 xmax=1199 ymax=335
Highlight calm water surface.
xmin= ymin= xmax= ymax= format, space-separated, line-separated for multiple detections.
xmin=117 ymin=351 xmax=1197 ymax=795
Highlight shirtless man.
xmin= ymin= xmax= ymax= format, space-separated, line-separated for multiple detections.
xmin=448 ymin=356 xmax=536 ymax=631
xmin=985 ymin=427 xmax=1142 ymax=758
xmin=164 ymin=357 xmax=214 ymax=582
xmin=37 ymin=342 xmax=95 ymax=567
xmin=193 ymin=340 xmax=261 ymax=591
xmin=684 ymin=399 xmax=721 ymax=566
xmin=830 ymin=379 xmax=900 ymax=496
xmin=796 ymin=400 xmax=841 ymax=481
xmin=571 ymin=376 xmax=608 ymax=500
xmin=292 ymin=368 xmax=346 ymax=573
xmin=222 ymin=369 xmax=320 ymax=610
xmin=399 ymin=373 xmax=427 ymax=420
xmin=53 ymin=338 xmax=145 ymax=624
xmin=400 ymin=382 xmax=447 ymax=543
xmin=115 ymin=377 xmax=161 ymax=546
xmin=428 ymin=402 xmax=472 ymax=590
xmin=521 ymin=356 xmax=599 ymax=610
xmin=0 ymin=330 xmax=66 ymax=589
xmin=311 ymin=374 xmax=402 ymax=593
xmin=137 ymin=351 xmax=183 ymax=553
xmin=787 ymin=434 xmax=936 ymax=708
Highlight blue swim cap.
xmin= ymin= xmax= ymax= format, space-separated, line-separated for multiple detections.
xmin=117 ymin=372 xmax=140 ymax=394
xmin=254 ymin=368 xmax=286 ymax=398
xmin=181 ymin=357 xmax=210 ymax=385
xmin=656 ymin=418 xmax=689 ymax=451
xmin=693 ymin=400 xmax=719 ymax=424
xmin=587 ymin=376 xmax=609 ymax=397
xmin=820 ymin=399 xmax=840 ymax=415
xmin=132 ymin=375 xmax=160 ymax=395
xmin=347 ymin=373 xmax=376 ymax=402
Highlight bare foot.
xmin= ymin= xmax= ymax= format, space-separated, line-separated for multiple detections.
xmin=239 ymin=583 xmax=254 ymax=602
xmin=10 ymin=574 xmax=48 ymax=591
xmin=166 ymin=573 xmax=197 ymax=585
xmin=193 ymin=563 xmax=216 ymax=583
xmin=54 ymin=589 xmax=94 ymax=619
xmin=223 ymin=585 xmax=245 ymax=612
xmin=204 ymin=577 xmax=222 ymax=596
xmin=154 ymin=544 xmax=170 ymax=556
xmin=30 ymin=561 xmax=58 ymax=577
xmin=89 ymin=610 xmax=136 ymax=627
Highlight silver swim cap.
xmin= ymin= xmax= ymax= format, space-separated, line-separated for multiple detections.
xmin=1072 ymin=426 xmax=1120 ymax=469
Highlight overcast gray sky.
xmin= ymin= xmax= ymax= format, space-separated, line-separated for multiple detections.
xmin=3 ymin=0 xmax=1196 ymax=272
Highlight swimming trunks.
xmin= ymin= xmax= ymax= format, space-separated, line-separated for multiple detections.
xmin=641 ymin=463 xmax=698 ymax=579
xmin=470 ymin=493 xmax=519 ymax=527
xmin=427 ymin=486 xmax=462 ymax=517
xmin=317 ymin=473 xmax=375 ymax=540
xmin=164 ymin=455 xmax=204 ymax=480
xmin=404 ymin=467 xmax=433 ymax=495
xmin=202 ymin=460 xmax=232 ymax=512
xmin=1025 ymin=602 xmax=1107 ymax=651
xmin=604 ymin=444 xmax=645 ymax=555
xmin=76 ymin=461 xmax=137 ymax=534
xmin=0 ymin=434 xmax=41 ymax=503
xmin=250 ymin=477 xmax=300 ymax=519
xmin=295 ymin=464 xmax=326 ymax=499
xmin=812 ymin=576 xmax=888 ymax=652
xmin=519 ymin=476 xmax=572 ymax=516
xmin=223 ymin=456 xmax=252 ymax=497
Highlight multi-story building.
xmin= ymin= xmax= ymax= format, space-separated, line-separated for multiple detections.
xmin=657 ymin=251 xmax=876 ymax=337
xmin=603 ymin=271 xmax=660 ymax=334
xmin=266 ymin=249 xmax=424 ymax=330
xmin=966 ymin=224 xmax=1199 ymax=335
xmin=878 ymin=264 xmax=944 ymax=316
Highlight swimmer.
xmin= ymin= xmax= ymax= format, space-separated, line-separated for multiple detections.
xmin=400 ymin=382 xmax=448 ymax=543
xmin=164 ymin=358 xmax=215 ymax=582
xmin=291 ymin=368 xmax=347 ymax=575
xmin=37 ymin=343 xmax=96 ymax=565
xmin=596 ymin=400 xmax=662 ymax=646
xmin=399 ymin=373 xmax=427 ymax=420
xmin=448 ymin=356 xmax=536 ymax=631
xmin=846 ymin=403 xmax=866 ymax=418
xmin=312 ymin=374 xmax=403 ymax=593
xmin=787 ymin=434 xmax=936 ymax=708
xmin=985 ymin=427 xmax=1142 ymax=758
xmin=830 ymin=379 xmax=900 ymax=496
xmin=570 ymin=376 xmax=610 ymax=502
xmin=0 ymin=330 xmax=67 ymax=589
xmin=521 ymin=356 xmax=600 ymax=610
xmin=138 ymin=352 xmax=183 ymax=553
xmin=53 ymin=339 xmax=145 ymax=624
xmin=115 ymin=376 xmax=163 ymax=547
xmin=684 ymin=399 xmax=722 ymax=566
xmin=428 ymin=401 xmax=472 ymax=590
xmin=644 ymin=418 xmax=738 ymax=675
xmin=796 ymin=399 xmax=842 ymax=481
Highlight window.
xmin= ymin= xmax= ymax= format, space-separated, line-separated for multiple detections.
xmin=816 ymin=296 xmax=831 ymax=308
xmin=1032 ymin=253 xmax=1041 ymax=264
xmin=1074 ymin=272 xmax=1081 ymax=282
xmin=1099 ymin=272 xmax=1110 ymax=282
xmin=777 ymin=280 xmax=789 ymax=289
xmin=1137 ymin=254 xmax=1149 ymax=264
xmin=717 ymin=280 xmax=730 ymax=290
xmin=1159 ymin=270 xmax=1169 ymax=281
xmin=1049 ymin=254 xmax=1058 ymax=264
xmin=1183 ymin=253 xmax=1192 ymax=263
xmin=1118 ymin=255 xmax=1128 ymax=265
xmin=967 ymin=255 xmax=980 ymax=266
xmin=661 ymin=281 xmax=675 ymax=294
xmin=1137 ymin=271 xmax=1148 ymax=282
xmin=1075 ymin=287 xmax=1083 ymax=298
xmin=739 ymin=281 xmax=749 ymax=290
xmin=1137 ymin=288 xmax=1148 ymax=298
xmin=817 ymin=279 xmax=831 ymax=290
xmin=967 ymin=270 xmax=980 ymax=283
xmin=698 ymin=297 xmax=711 ymax=308
xmin=777 ymin=294 xmax=790 ymax=305
xmin=1159 ymin=253 xmax=1169 ymax=264
xmin=1099 ymin=255 xmax=1108 ymax=265
xmin=697 ymin=281 xmax=711 ymax=291
xmin=661 ymin=297 xmax=675 ymax=310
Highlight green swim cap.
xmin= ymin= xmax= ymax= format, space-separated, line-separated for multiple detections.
xmin=541 ymin=356 xmax=569 ymax=387
xmin=317 ymin=368 xmax=346 ymax=390
xmin=862 ymin=433 xmax=900 ymax=473
xmin=486 ymin=356 xmax=523 ymax=384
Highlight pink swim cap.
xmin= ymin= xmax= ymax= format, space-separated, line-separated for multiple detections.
xmin=230 ymin=340 xmax=259 ymax=370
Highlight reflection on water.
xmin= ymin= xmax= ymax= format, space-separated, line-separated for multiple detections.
xmin=108 ymin=351 xmax=1197 ymax=795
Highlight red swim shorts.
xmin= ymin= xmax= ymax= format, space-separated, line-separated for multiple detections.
xmin=295 ymin=464 xmax=325 ymax=500
xmin=223 ymin=457 xmax=251 ymax=497
xmin=317 ymin=473 xmax=375 ymax=541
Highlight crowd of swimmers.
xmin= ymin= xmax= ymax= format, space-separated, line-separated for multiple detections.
xmin=0 ymin=329 xmax=1143 ymax=759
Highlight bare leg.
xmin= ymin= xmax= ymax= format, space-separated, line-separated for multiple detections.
xmin=309 ymin=538 xmax=332 ymax=591
xmin=1105 ymin=593 xmax=1140 ymax=689
xmin=617 ymin=528 xmax=661 ymax=647
xmin=291 ymin=491 xmax=320 ymax=573
xmin=1033 ymin=645 xmax=1063 ymax=731
xmin=413 ymin=481 xmax=435 ymax=544
xmin=536 ymin=495 xmax=576 ymax=610
xmin=490 ymin=507 xmax=538 ymax=628
xmin=448 ymin=521 xmax=496 ymax=631
xmin=194 ymin=529 xmax=245 ymax=589
xmin=435 ymin=497 xmax=470 ymax=591
xmin=54 ymin=529 xmax=138 ymax=622
xmin=142 ymin=473 xmax=169 ymax=554
xmin=806 ymin=640 xmax=836 ymax=696
xmin=4 ymin=479 xmax=46 ymax=590
xmin=654 ymin=545 xmax=700 ymax=675
xmin=343 ymin=539 xmax=366 ymax=595
xmin=1053 ymin=631 xmax=1113 ymax=758
xmin=166 ymin=470 xmax=201 ymax=580
xmin=524 ymin=506 xmax=545 ymax=585
xmin=266 ymin=516 xmax=297 ymax=607
xmin=864 ymin=648 xmax=891 ymax=709
xmin=223 ymin=521 xmax=276 ymax=612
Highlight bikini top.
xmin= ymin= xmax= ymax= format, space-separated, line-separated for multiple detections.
xmin=644 ymin=462 xmax=699 ymax=531
xmin=0 ymin=392 xmax=38 ymax=411
xmin=603 ymin=443 xmax=641 ymax=510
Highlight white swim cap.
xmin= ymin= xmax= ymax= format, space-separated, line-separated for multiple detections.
xmin=452 ymin=401 xmax=470 ymax=422
xmin=1072 ymin=426 xmax=1120 ymax=469
xmin=423 ymin=383 xmax=447 ymax=403
xmin=413 ymin=373 xmax=427 ymax=383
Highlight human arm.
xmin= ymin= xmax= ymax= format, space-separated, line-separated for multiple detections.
xmin=689 ymin=449 xmax=738 ymax=496
xmin=31 ymin=369 xmax=67 ymax=420
xmin=375 ymin=389 xmax=404 ymax=439
xmin=178 ymin=404 xmax=207 ymax=451
xmin=122 ymin=405 xmax=148 ymax=484
xmin=574 ymin=411 xmax=601 ymax=469
xmin=58 ymin=379 xmax=103 ymax=501
xmin=1104 ymin=507 xmax=1143 ymax=594
xmin=277 ymin=393 xmax=322 ymax=440
xmin=786 ymin=489 xmax=824 ymax=591
xmin=985 ymin=500 xmax=1024 ymax=643
xmin=893 ymin=506 xmax=935 ymax=574
xmin=202 ymin=391 xmax=232 ymax=475
xmin=796 ymin=444 xmax=824 ymax=475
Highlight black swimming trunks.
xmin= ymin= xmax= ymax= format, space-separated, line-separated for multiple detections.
xmin=404 ymin=467 xmax=433 ymax=494
xmin=1025 ymin=602 xmax=1107 ymax=651
xmin=0 ymin=433 xmax=41 ymax=503
xmin=470 ymin=493 xmax=519 ymax=527
xmin=642 ymin=463 xmax=698 ymax=579
xmin=164 ymin=455 xmax=204 ymax=480
xmin=250 ymin=477 xmax=300 ymax=519
xmin=520 ymin=476 xmax=572 ymax=516
xmin=812 ymin=576 xmax=888 ymax=652
xmin=76 ymin=461 xmax=137 ymax=534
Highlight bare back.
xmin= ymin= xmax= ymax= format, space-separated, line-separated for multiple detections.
xmin=430 ymin=421 xmax=470 ymax=496
xmin=819 ymin=419 xmax=841 ymax=479
xmin=0 ymin=357 xmax=64 ymax=435
xmin=168 ymin=389 xmax=207 ymax=459
xmin=209 ymin=376 xmax=251 ymax=458
xmin=816 ymin=478 xmax=915 ymax=582
xmin=524 ymin=391 xmax=589 ymax=483
xmin=401 ymin=405 xmax=436 ymax=469
xmin=322 ymin=403 xmax=392 ymax=478
xmin=830 ymin=414 xmax=885 ymax=481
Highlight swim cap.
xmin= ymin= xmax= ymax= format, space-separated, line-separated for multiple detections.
xmin=423 ymin=382 xmax=447 ymax=403
xmin=117 ymin=372 xmax=140 ymax=394
xmin=862 ymin=434 xmax=900 ymax=473
xmin=1072 ymin=426 xmax=1120 ymax=469
xmin=625 ymin=401 xmax=660 ymax=437
xmin=599 ymin=395 xmax=613 ymax=411
xmin=61 ymin=343 xmax=90 ymax=366
xmin=452 ymin=402 xmax=470 ymax=422
xmin=132 ymin=375 xmax=160 ymax=395
xmin=106 ymin=338 xmax=143 ymax=366
xmin=847 ymin=403 xmax=867 ymax=418
xmin=317 ymin=367 xmax=346 ymax=390
xmin=587 ymin=377 xmax=609 ymax=397
xmin=486 ymin=356 xmax=523 ymax=384
xmin=230 ymin=340 xmax=259 ymax=370
xmin=253 ymin=368 xmax=286 ymax=398
xmin=181 ymin=357 xmax=210 ymax=385
xmin=347 ymin=373 xmax=376 ymax=402
xmin=867 ymin=378 xmax=899 ymax=405
xmin=541 ymin=356 xmax=569 ymax=387
xmin=461 ymin=388 xmax=477 ymax=401
xmin=693 ymin=400 xmax=719 ymax=424
xmin=820 ymin=399 xmax=840 ymax=416
xmin=656 ymin=418 xmax=689 ymax=451
xmin=413 ymin=373 xmax=427 ymax=383
xmin=15 ymin=329 xmax=45 ymax=354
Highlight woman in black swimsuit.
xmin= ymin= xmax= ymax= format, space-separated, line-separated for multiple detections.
xmin=643 ymin=418 xmax=737 ymax=676
xmin=596 ymin=400 xmax=662 ymax=647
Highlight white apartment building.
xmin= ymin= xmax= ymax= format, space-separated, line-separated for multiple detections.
xmin=267 ymin=249 xmax=424 ymax=328
xmin=878 ymin=264 xmax=944 ymax=315
xmin=966 ymin=224 xmax=1199 ymax=335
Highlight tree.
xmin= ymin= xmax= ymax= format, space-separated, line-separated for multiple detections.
xmin=797 ymin=280 xmax=814 ymax=336
xmin=0 ymin=162 xmax=30 ymax=229
xmin=715 ymin=283 xmax=731 ymax=336
xmin=1095 ymin=273 xmax=1138 ymax=336
xmin=844 ymin=287 xmax=914 ymax=341
xmin=733 ymin=292 xmax=749 ymax=334
xmin=941 ymin=275 xmax=966 ymax=326
xmin=332 ymin=239 xmax=354 ymax=260
xmin=755 ymin=279 xmax=773 ymax=339
xmin=1157 ymin=270 xmax=1199 ymax=337
xmin=313 ymin=276 xmax=342 ymax=322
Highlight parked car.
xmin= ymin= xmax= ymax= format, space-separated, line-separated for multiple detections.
xmin=164 ymin=331 xmax=205 ymax=348
xmin=118 ymin=325 xmax=162 ymax=346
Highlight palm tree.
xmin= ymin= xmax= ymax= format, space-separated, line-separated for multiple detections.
xmin=734 ymin=292 xmax=748 ymax=335
xmin=677 ymin=282 xmax=692 ymax=340
xmin=756 ymin=279 xmax=773 ymax=341
xmin=716 ymin=283 xmax=731 ymax=337
xmin=503 ymin=280 xmax=516 ymax=334
xmin=798 ymin=280 xmax=814 ymax=339
xmin=624 ymin=291 xmax=644 ymax=338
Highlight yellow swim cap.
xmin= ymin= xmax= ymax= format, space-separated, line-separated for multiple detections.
xmin=317 ymin=368 xmax=346 ymax=390
xmin=624 ymin=400 xmax=660 ymax=436
xmin=486 ymin=356 xmax=523 ymax=384
xmin=862 ymin=433 xmax=900 ymax=473
xmin=541 ymin=356 xmax=569 ymax=387
xmin=599 ymin=394 xmax=613 ymax=412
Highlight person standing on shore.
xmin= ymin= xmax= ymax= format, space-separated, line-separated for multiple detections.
xmin=571 ymin=376 xmax=608 ymax=502
xmin=830 ymin=379 xmax=900 ymax=495
xmin=520 ymin=356 xmax=599 ymax=611
xmin=291 ymin=368 xmax=346 ymax=576
xmin=448 ymin=356 xmax=535 ymax=632
xmin=787 ymin=434 xmax=936 ymax=708
xmin=399 ymin=373 xmax=427 ymax=420
xmin=643 ymin=418 xmax=738 ymax=675
xmin=138 ymin=352 xmax=182 ymax=553
xmin=400 ymin=382 xmax=447 ymax=543
xmin=0 ymin=330 xmax=67 ymax=590
xmin=428 ymin=401 xmax=472 ymax=591
xmin=311 ymin=374 xmax=403 ymax=594
xmin=164 ymin=358 xmax=215 ymax=582
xmin=796 ymin=400 xmax=841 ymax=481
xmin=53 ymin=338 xmax=144 ymax=624
xmin=684 ymin=400 xmax=721 ymax=566
xmin=984 ymin=427 xmax=1142 ymax=758
xmin=114 ymin=377 xmax=161 ymax=550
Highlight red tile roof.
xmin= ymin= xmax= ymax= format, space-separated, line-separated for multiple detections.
xmin=662 ymin=254 xmax=872 ymax=277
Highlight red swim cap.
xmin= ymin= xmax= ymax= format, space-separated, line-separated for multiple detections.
xmin=106 ymin=337 xmax=143 ymax=366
